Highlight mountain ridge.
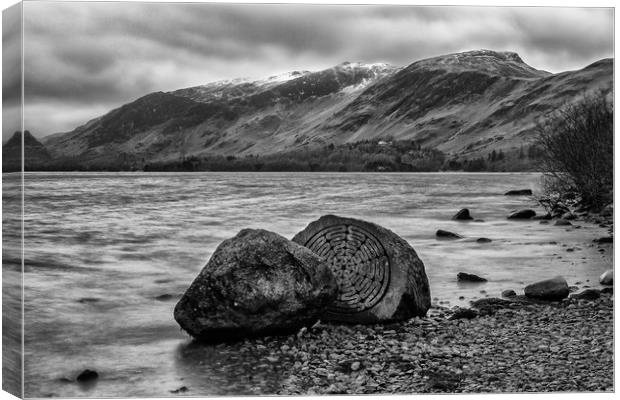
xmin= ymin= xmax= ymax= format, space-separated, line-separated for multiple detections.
xmin=34 ymin=49 xmax=613 ymax=170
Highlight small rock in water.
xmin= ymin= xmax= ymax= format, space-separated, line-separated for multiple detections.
xmin=436 ymin=229 xmax=462 ymax=239
xmin=599 ymin=270 xmax=613 ymax=285
xmin=539 ymin=220 xmax=549 ymax=225
xmin=76 ymin=369 xmax=98 ymax=383
xmin=170 ymin=386 xmax=188 ymax=394
xmin=524 ymin=276 xmax=569 ymax=301
xmin=77 ymin=298 xmax=100 ymax=304
xmin=154 ymin=294 xmax=175 ymax=301
xmin=504 ymin=189 xmax=533 ymax=196
xmin=476 ymin=237 xmax=492 ymax=243
xmin=452 ymin=208 xmax=474 ymax=220
xmin=501 ymin=289 xmax=516 ymax=298
xmin=594 ymin=237 xmax=613 ymax=244
xmin=507 ymin=209 xmax=536 ymax=219
xmin=555 ymin=219 xmax=572 ymax=226
xmin=457 ymin=272 xmax=487 ymax=282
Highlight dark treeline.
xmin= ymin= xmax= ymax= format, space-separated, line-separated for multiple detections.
xmin=7 ymin=138 xmax=544 ymax=173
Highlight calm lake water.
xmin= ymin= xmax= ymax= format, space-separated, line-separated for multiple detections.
xmin=2 ymin=172 xmax=612 ymax=397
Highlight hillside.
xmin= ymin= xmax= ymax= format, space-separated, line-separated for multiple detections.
xmin=39 ymin=50 xmax=613 ymax=170
xmin=3 ymin=130 xmax=52 ymax=172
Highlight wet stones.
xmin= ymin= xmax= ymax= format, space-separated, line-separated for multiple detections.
xmin=505 ymin=189 xmax=533 ymax=196
xmin=448 ymin=307 xmax=478 ymax=320
xmin=76 ymin=369 xmax=98 ymax=383
xmin=457 ymin=272 xmax=487 ymax=283
xmin=174 ymin=229 xmax=338 ymax=342
xmin=436 ymin=229 xmax=462 ymax=239
xmin=501 ymin=289 xmax=517 ymax=298
xmin=524 ymin=276 xmax=569 ymax=301
xmin=507 ymin=209 xmax=536 ymax=220
xmin=452 ymin=208 xmax=474 ymax=220
xmin=292 ymin=215 xmax=431 ymax=324
xmin=599 ymin=270 xmax=613 ymax=285
xmin=571 ymin=289 xmax=601 ymax=301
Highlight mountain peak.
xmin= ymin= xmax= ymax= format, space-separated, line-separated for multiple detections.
xmin=409 ymin=49 xmax=548 ymax=78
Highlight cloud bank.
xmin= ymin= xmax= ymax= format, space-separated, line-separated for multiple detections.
xmin=3 ymin=2 xmax=613 ymax=139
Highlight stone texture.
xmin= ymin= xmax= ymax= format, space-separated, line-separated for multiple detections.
xmin=174 ymin=229 xmax=338 ymax=342
xmin=452 ymin=208 xmax=473 ymax=220
xmin=524 ymin=276 xmax=569 ymax=301
xmin=599 ymin=270 xmax=613 ymax=285
xmin=508 ymin=209 xmax=536 ymax=219
xmin=292 ymin=215 xmax=431 ymax=323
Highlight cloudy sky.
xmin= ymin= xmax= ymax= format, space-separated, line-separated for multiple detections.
xmin=2 ymin=1 xmax=614 ymax=140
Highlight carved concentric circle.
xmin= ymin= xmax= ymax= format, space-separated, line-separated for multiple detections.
xmin=304 ymin=224 xmax=390 ymax=314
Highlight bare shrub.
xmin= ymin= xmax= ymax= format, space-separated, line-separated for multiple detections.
xmin=536 ymin=92 xmax=613 ymax=210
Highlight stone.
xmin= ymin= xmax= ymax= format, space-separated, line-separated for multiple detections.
xmin=524 ymin=276 xmax=569 ymax=301
xmin=594 ymin=237 xmax=613 ymax=244
xmin=448 ymin=307 xmax=478 ymax=320
xmin=571 ymin=289 xmax=601 ymax=301
xmin=539 ymin=220 xmax=549 ymax=225
xmin=599 ymin=270 xmax=613 ymax=285
xmin=554 ymin=219 xmax=572 ymax=226
xmin=174 ymin=229 xmax=338 ymax=342
xmin=457 ymin=272 xmax=487 ymax=282
xmin=453 ymin=208 xmax=473 ymax=220
xmin=501 ymin=289 xmax=517 ymax=298
xmin=508 ymin=209 xmax=536 ymax=219
xmin=476 ymin=238 xmax=492 ymax=243
xmin=504 ymin=189 xmax=533 ymax=196
xmin=292 ymin=215 xmax=431 ymax=323
xmin=76 ymin=369 xmax=98 ymax=382
xmin=436 ymin=229 xmax=462 ymax=239
xmin=568 ymin=286 xmax=579 ymax=293
xmin=350 ymin=361 xmax=361 ymax=371
xmin=601 ymin=287 xmax=613 ymax=295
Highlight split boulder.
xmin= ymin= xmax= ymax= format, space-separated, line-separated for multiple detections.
xmin=292 ymin=215 xmax=431 ymax=324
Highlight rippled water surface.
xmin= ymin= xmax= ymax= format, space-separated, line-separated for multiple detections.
xmin=3 ymin=172 xmax=612 ymax=397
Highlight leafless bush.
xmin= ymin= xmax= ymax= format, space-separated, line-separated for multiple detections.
xmin=537 ymin=92 xmax=613 ymax=210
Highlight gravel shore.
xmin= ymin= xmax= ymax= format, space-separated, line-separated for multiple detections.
xmin=174 ymin=291 xmax=613 ymax=395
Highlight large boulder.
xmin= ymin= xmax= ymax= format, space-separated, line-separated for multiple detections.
xmin=292 ymin=215 xmax=431 ymax=324
xmin=174 ymin=229 xmax=338 ymax=342
xmin=524 ymin=276 xmax=569 ymax=301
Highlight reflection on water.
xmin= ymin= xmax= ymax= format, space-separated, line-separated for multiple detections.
xmin=8 ymin=171 xmax=612 ymax=397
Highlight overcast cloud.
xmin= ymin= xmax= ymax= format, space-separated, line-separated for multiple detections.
xmin=2 ymin=1 xmax=614 ymax=140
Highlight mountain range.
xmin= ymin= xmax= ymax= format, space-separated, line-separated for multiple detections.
xmin=5 ymin=49 xmax=613 ymax=171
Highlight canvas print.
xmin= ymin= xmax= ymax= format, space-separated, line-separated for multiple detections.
xmin=1 ymin=1 xmax=615 ymax=398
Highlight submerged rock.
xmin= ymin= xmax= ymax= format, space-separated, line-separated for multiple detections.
xmin=508 ymin=209 xmax=536 ymax=219
xmin=524 ymin=276 xmax=569 ymax=301
xmin=174 ymin=229 xmax=338 ymax=342
xmin=436 ymin=229 xmax=462 ymax=239
xmin=599 ymin=270 xmax=613 ymax=285
xmin=452 ymin=208 xmax=474 ymax=220
xmin=292 ymin=215 xmax=431 ymax=324
xmin=501 ymin=289 xmax=517 ymax=298
xmin=476 ymin=237 xmax=492 ymax=243
xmin=76 ymin=369 xmax=98 ymax=382
xmin=457 ymin=272 xmax=487 ymax=282
xmin=504 ymin=189 xmax=533 ymax=196
xmin=594 ymin=237 xmax=613 ymax=244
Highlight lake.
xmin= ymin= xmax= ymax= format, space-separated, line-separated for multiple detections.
xmin=2 ymin=172 xmax=612 ymax=397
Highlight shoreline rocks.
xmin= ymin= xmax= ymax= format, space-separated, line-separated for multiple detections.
xmin=292 ymin=215 xmax=431 ymax=324
xmin=452 ymin=208 xmax=473 ymax=220
xmin=457 ymin=272 xmax=487 ymax=283
xmin=174 ymin=229 xmax=338 ymax=342
xmin=524 ymin=276 xmax=569 ymax=301
xmin=505 ymin=189 xmax=533 ymax=196
xmin=507 ymin=209 xmax=536 ymax=219
xmin=436 ymin=229 xmax=462 ymax=239
xmin=599 ymin=270 xmax=613 ymax=285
